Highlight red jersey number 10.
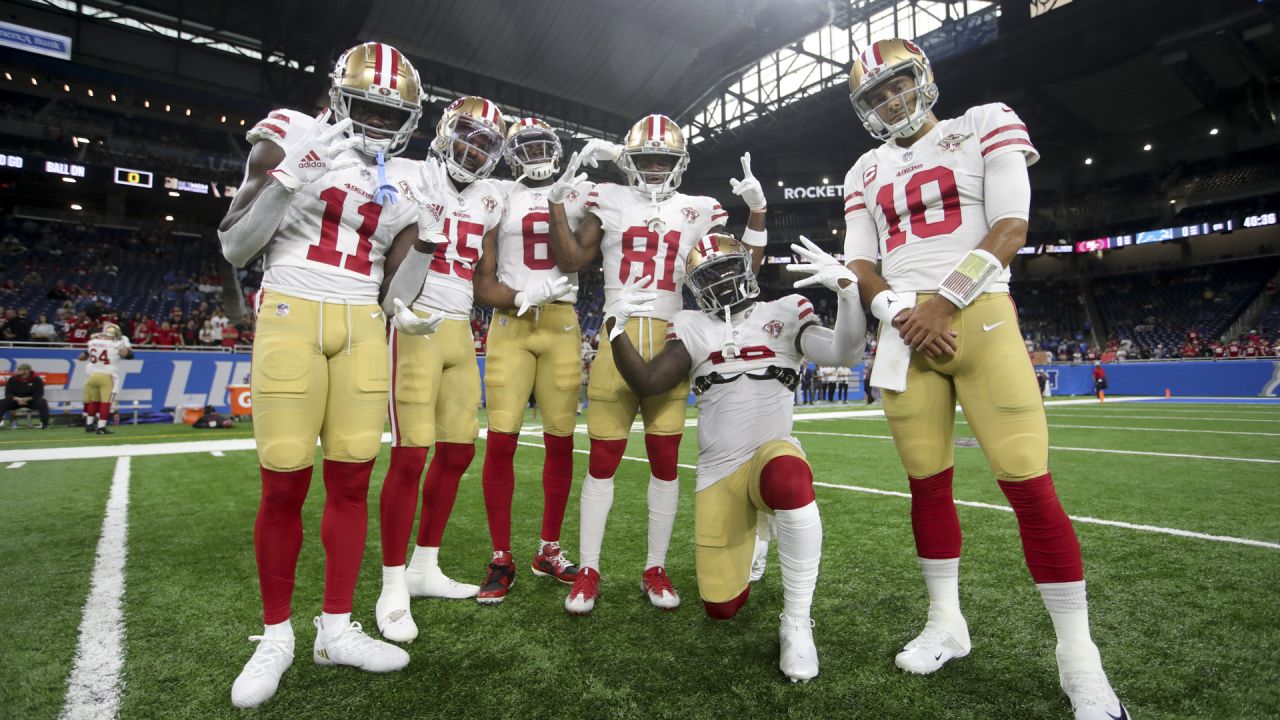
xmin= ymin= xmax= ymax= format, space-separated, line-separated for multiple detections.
xmin=874 ymin=166 xmax=962 ymax=253
xmin=619 ymin=226 xmax=680 ymax=291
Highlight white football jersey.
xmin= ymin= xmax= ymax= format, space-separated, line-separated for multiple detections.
xmin=86 ymin=333 xmax=131 ymax=376
xmin=493 ymin=178 xmax=592 ymax=305
xmin=248 ymin=109 xmax=420 ymax=304
xmin=843 ymin=103 xmax=1039 ymax=292
xmin=412 ymin=155 xmax=505 ymax=319
xmin=670 ymin=295 xmax=818 ymax=490
xmin=587 ymin=183 xmax=728 ymax=321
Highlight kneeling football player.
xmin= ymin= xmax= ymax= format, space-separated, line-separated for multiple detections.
xmin=605 ymin=233 xmax=864 ymax=681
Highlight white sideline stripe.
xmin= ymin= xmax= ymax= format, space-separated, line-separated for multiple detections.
xmin=790 ymin=430 xmax=1280 ymax=464
xmin=7 ymin=461 xmax=25 ymax=468
xmin=1032 ymin=422 xmax=1280 ymax=437
xmin=510 ymin=437 xmax=1280 ymax=551
xmin=59 ymin=456 xmax=130 ymax=720
xmin=1046 ymin=413 xmax=1280 ymax=424
xmin=810 ymin=481 xmax=1280 ymax=551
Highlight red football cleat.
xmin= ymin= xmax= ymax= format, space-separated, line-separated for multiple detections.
xmin=531 ymin=543 xmax=579 ymax=584
xmin=564 ymin=567 xmax=600 ymax=615
xmin=476 ymin=551 xmax=516 ymax=605
xmin=641 ymin=566 xmax=680 ymax=611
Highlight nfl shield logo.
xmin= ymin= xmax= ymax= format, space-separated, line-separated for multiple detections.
xmin=275 ymin=303 xmax=290 ymax=317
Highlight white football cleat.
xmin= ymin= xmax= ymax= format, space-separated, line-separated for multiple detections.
xmin=778 ymin=613 xmax=819 ymax=682
xmin=894 ymin=622 xmax=971 ymax=675
xmin=749 ymin=537 xmax=769 ymax=583
xmin=565 ymin=567 xmax=600 ymax=615
xmin=312 ymin=618 xmax=410 ymax=673
xmin=231 ymin=635 xmax=294 ymax=709
xmin=406 ymin=564 xmax=479 ymax=599
xmin=1061 ymin=669 xmax=1129 ymax=720
xmin=641 ymin=566 xmax=680 ymax=610
xmin=375 ymin=584 xmax=418 ymax=643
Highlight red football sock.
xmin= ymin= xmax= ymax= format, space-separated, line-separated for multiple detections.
xmin=98 ymin=403 xmax=112 ymax=422
xmin=83 ymin=402 xmax=97 ymax=422
xmin=254 ymin=465 xmax=313 ymax=625
xmin=998 ymin=473 xmax=1084 ymax=584
xmin=482 ymin=431 xmax=518 ymax=552
xmin=909 ymin=468 xmax=963 ymax=559
xmin=587 ymin=438 xmax=627 ymax=479
xmin=759 ymin=455 xmax=815 ymax=510
xmin=416 ymin=442 xmax=475 ymax=547
xmin=704 ymin=586 xmax=751 ymax=620
xmin=540 ymin=433 xmax=575 ymax=542
xmin=644 ymin=433 xmax=681 ymax=482
xmin=379 ymin=446 xmax=429 ymax=566
xmin=320 ymin=459 xmax=374 ymax=615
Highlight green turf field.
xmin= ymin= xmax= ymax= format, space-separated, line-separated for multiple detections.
xmin=3 ymin=398 xmax=1278 ymax=719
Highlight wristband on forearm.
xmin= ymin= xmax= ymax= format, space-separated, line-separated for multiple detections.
xmin=740 ymin=227 xmax=767 ymax=248
xmin=870 ymin=290 xmax=903 ymax=324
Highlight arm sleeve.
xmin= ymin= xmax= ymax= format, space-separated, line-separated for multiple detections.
xmin=799 ymin=292 xmax=867 ymax=368
xmin=380 ymin=247 xmax=433 ymax=316
xmin=842 ymin=165 xmax=878 ymax=263
xmin=217 ymin=167 xmax=294 ymax=268
xmin=983 ymin=150 xmax=1031 ymax=226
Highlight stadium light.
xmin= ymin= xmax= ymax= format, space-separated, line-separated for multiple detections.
xmin=30 ymin=77 xmax=37 ymax=86
xmin=239 ymin=119 xmax=246 ymax=126
xmin=1084 ymin=157 xmax=1093 ymax=165
xmin=220 ymin=115 xmax=226 ymax=123
xmin=110 ymin=93 xmax=116 ymax=102
xmin=62 ymin=177 xmax=76 ymax=183
xmin=144 ymin=100 xmax=150 ymax=108
xmin=164 ymin=215 xmax=174 ymax=222
xmin=1143 ymin=143 xmax=1152 ymax=151
xmin=831 ymin=228 xmax=838 ymax=235
xmin=168 ymin=191 xmax=180 ymax=197
xmin=70 ymin=204 xmax=82 ymax=211
xmin=185 ymin=108 xmax=191 ymax=116
xmin=1209 ymin=128 xmax=1219 ymax=136
xmin=3 ymin=72 xmax=10 ymax=80
xmin=63 ymin=83 xmax=70 ymax=92
xmin=1169 ymin=199 xmax=1176 ymax=204
xmin=776 ymin=180 xmax=783 ymax=187
xmin=164 ymin=103 xmax=171 ymax=112
xmin=87 ymin=88 xmax=94 ymax=97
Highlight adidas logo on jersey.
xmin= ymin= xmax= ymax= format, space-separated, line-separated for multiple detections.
xmin=297 ymin=151 xmax=326 ymax=169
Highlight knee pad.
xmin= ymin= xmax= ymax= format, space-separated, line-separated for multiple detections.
xmin=260 ymin=439 xmax=314 ymax=472
xmin=759 ymin=455 xmax=815 ymax=511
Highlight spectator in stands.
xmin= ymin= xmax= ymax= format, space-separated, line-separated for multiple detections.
xmin=153 ymin=321 xmax=180 ymax=347
xmin=1092 ymin=362 xmax=1107 ymax=401
xmin=1 ymin=364 xmax=49 ymax=429
xmin=29 ymin=314 xmax=57 ymax=342
xmin=221 ymin=324 xmax=240 ymax=348
xmin=67 ymin=313 xmax=92 ymax=346
xmin=198 ymin=321 xmax=215 ymax=345
xmin=209 ymin=308 xmax=229 ymax=339
xmin=835 ymin=366 xmax=851 ymax=403
xmin=47 ymin=280 xmax=70 ymax=300
xmin=133 ymin=321 xmax=153 ymax=346
xmin=181 ymin=320 xmax=200 ymax=346
xmin=1227 ymin=340 xmax=1242 ymax=358
xmin=7 ymin=308 xmax=31 ymax=341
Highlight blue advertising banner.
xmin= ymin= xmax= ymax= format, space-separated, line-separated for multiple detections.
xmin=1037 ymin=359 xmax=1280 ymax=398
xmin=0 ymin=347 xmax=251 ymax=412
xmin=0 ymin=20 xmax=73 ymax=60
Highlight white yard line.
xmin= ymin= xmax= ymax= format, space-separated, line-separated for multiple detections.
xmin=1044 ymin=413 xmax=1280 ymax=424
xmin=810 ymin=481 xmax=1280 ymax=551
xmin=7 ymin=461 xmax=25 ymax=468
xmin=790 ymin=430 xmax=1280 ymax=464
xmin=59 ymin=456 xmax=130 ymax=720
xmin=799 ymin=414 xmax=1280 ymax=438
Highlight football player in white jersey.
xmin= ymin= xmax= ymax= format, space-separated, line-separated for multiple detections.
xmin=468 ymin=118 xmax=585 ymax=604
xmin=375 ymin=96 xmax=518 ymax=640
xmin=546 ymin=113 xmax=769 ymax=615
xmin=78 ymin=322 xmax=132 ymax=434
xmin=218 ymin=42 xmax=443 ymax=709
xmin=602 ymin=232 xmax=864 ymax=681
xmin=841 ymin=38 xmax=1126 ymax=720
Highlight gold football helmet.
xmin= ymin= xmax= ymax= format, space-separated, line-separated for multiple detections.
xmin=431 ymin=96 xmax=507 ymax=183
xmin=685 ymin=233 xmax=759 ymax=313
xmin=618 ymin=114 xmax=689 ymax=200
xmin=504 ymin=117 xmax=562 ymax=182
xmin=102 ymin=322 xmax=122 ymax=339
xmin=848 ymin=38 xmax=938 ymax=141
xmin=330 ymin=42 xmax=422 ymax=156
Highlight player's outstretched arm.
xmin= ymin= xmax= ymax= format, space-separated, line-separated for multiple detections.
xmin=786 ymin=236 xmax=866 ymax=366
xmin=217 ymin=140 xmax=288 ymax=267
xmin=726 ymin=152 xmax=768 ymax=273
xmin=608 ymin=321 xmax=692 ymax=397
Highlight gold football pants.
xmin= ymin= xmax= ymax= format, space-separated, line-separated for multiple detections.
xmin=389 ymin=316 xmax=480 ymax=448
xmin=484 ymin=303 xmax=581 ymax=437
xmin=251 ymin=290 xmax=389 ymax=471
xmin=587 ymin=316 xmax=689 ymax=441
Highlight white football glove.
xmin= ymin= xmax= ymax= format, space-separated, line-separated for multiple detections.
xmin=577 ymin=139 xmax=624 ymax=169
xmin=391 ymin=298 xmax=443 ymax=337
xmin=786 ymin=235 xmax=858 ymax=299
xmin=548 ymin=152 xmax=587 ymax=204
xmin=604 ymin=275 xmax=657 ymax=341
xmin=515 ymin=276 xmax=577 ymax=317
xmin=729 ymin=151 xmax=767 ymax=211
xmin=269 ymin=110 xmax=361 ymax=192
